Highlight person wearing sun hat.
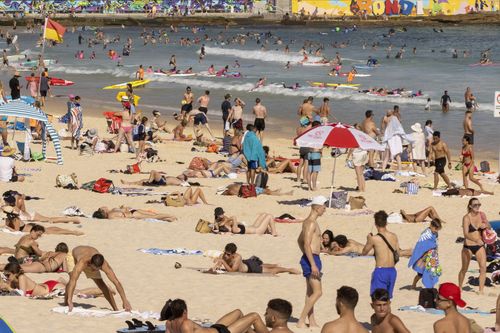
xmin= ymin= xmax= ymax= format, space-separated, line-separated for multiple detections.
xmin=410 ymin=122 xmax=427 ymax=175
xmin=433 ymin=282 xmax=471 ymax=333
xmin=0 ymin=146 xmax=24 ymax=182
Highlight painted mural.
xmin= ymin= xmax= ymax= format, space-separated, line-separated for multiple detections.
xmin=291 ymin=0 xmax=498 ymax=16
xmin=0 ymin=0 xmax=261 ymax=13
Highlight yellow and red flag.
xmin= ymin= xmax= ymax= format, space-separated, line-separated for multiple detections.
xmin=44 ymin=19 xmax=66 ymax=43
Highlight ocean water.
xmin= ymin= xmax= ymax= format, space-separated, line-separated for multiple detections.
xmin=1 ymin=25 xmax=499 ymax=155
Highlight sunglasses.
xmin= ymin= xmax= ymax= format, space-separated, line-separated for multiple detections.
xmin=471 ymin=204 xmax=481 ymax=208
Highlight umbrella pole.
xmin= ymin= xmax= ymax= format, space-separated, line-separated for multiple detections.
xmin=329 ymin=155 xmax=337 ymax=208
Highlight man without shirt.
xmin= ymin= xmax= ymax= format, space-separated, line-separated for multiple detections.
xmin=253 ymin=98 xmax=267 ymax=142
xmin=463 ymin=110 xmax=474 ymax=145
xmin=65 ymin=245 xmax=131 ymax=312
xmin=318 ymin=98 xmax=331 ymax=124
xmin=362 ymin=210 xmax=400 ymax=299
xmin=297 ymin=196 xmax=327 ymax=328
xmin=320 ymin=286 xmax=368 ymax=333
xmin=298 ymin=97 xmax=315 ymax=123
xmin=433 ymin=283 xmax=471 ymax=333
xmin=370 ymin=288 xmax=411 ymax=333
xmin=361 ymin=110 xmax=380 ymax=167
xmin=429 ymin=131 xmax=452 ymax=190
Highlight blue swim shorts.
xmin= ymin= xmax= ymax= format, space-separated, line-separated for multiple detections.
xmin=370 ymin=267 xmax=397 ymax=299
xmin=307 ymin=152 xmax=321 ymax=172
xmin=300 ymin=254 xmax=322 ymax=278
xmin=248 ymin=160 xmax=258 ymax=170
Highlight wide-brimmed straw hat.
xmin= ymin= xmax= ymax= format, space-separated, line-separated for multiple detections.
xmin=411 ymin=123 xmax=423 ymax=133
xmin=1 ymin=146 xmax=16 ymax=157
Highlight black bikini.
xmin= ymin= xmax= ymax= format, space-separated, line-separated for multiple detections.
xmin=463 ymin=222 xmax=484 ymax=255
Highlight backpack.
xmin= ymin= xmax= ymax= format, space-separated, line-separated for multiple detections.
xmin=56 ymin=173 xmax=78 ymax=189
xmin=330 ymin=191 xmax=347 ymax=209
xmin=480 ymin=161 xmax=490 ymax=172
xmin=418 ymin=288 xmax=437 ymax=308
xmin=238 ymin=184 xmax=257 ymax=198
xmin=92 ymin=178 xmax=114 ymax=193
xmin=255 ymin=173 xmax=269 ymax=189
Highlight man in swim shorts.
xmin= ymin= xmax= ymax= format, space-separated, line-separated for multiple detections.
xmin=362 ymin=211 xmax=400 ymax=299
xmin=65 ymin=245 xmax=131 ymax=312
xmin=197 ymin=90 xmax=210 ymax=114
xmin=252 ymin=98 xmax=267 ymax=143
xmin=440 ymin=90 xmax=451 ymax=113
xmin=221 ymin=93 xmax=232 ymax=135
xmin=463 ymin=110 xmax=474 ymax=145
xmin=181 ymin=86 xmax=194 ymax=115
xmin=297 ymin=195 xmax=327 ymax=328
xmin=430 ymin=131 xmax=452 ymax=190
xmin=306 ymin=121 xmax=322 ymax=191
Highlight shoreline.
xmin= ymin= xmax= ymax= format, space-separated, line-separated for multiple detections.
xmin=1 ymin=12 xmax=500 ymax=28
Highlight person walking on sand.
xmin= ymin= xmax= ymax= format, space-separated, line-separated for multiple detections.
xmin=461 ymin=136 xmax=484 ymax=191
xmin=429 ymin=131 xmax=452 ymax=190
xmin=361 ymin=110 xmax=380 ymax=168
xmin=64 ymin=246 xmax=132 ymax=312
xmin=362 ymin=210 xmax=400 ymax=299
xmin=253 ymin=98 xmax=267 ymax=142
xmin=433 ymin=283 xmax=471 ymax=333
xmin=370 ymin=288 xmax=411 ymax=333
xmin=321 ymin=286 xmax=368 ymax=333
xmin=242 ymin=124 xmax=266 ymax=185
xmin=297 ymin=195 xmax=327 ymax=328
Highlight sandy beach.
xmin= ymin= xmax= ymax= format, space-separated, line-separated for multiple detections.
xmin=0 ymin=96 xmax=499 ymax=332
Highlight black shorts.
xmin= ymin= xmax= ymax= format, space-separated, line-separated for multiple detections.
xmin=181 ymin=103 xmax=192 ymax=112
xmin=465 ymin=101 xmax=473 ymax=109
xmin=10 ymin=174 xmax=19 ymax=182
xmin=299 ymin=147 xmax=311 ymax=160
xmin=242 ymin=256 xmax=263 ymax=273
xmin=194 ymin=113 xmax=207 ymax=125
xmin=211 ymin=324 xmax=230 ymax=333
xmin=254 ymin=118 xmax=265 ymax=131
xmin=464 ymin=133 xmax=474 ymax=145
xmin=198 ymin=106 xmax=208 ymax=114
xmin=434 ymin=157 xmax=446 ymax=174
xmin=232 ymin=118 xmax=243 ymax=130
xmin=40 ymin=90 xmax=47 ymax=97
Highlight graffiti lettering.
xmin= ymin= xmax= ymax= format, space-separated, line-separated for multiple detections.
xmin=372 ymin=0 xmax=385 ymax=15
xmin=384 ymin=0 xmax=399 ymax=15
xmin=399 ymin=0 xmax=415 ymax=15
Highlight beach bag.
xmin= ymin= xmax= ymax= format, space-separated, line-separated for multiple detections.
xmin=239 ymin=184 xmax=257 ymax=198
xmin=189 ymin=157 xmax=206 ymax=171
xmin=206 ymin=143 xmax=219 ymax=153
xmin=255 ymin=173 xmax=269 ymax=189
xmin=330 ymin=191 xmax=348 ymax=209
xmin=195 ymin=219 xmax=212 ymax=233
xmin=126 ymin=163 xmax=141 ymax=174
xmin=144 ymin=148 xmax=159 ymax=162
xmin=81 ymin=180 xmax=96 ymax=191
xmin=377 ymin=233 xmax=399 ymax=264
xmin=405 ymin=182 xmax=419 ymax=195
xmin=482 ymin=228 xmax=497 ymax=245
xmin=418 ymin=288 xmax=437 ymax=308
xmin=348 ymin=196 xmax=366 ymax=210
xmin=165 ymin=193 xmax=185 ymax=207
xmin=480 ymin=161 xmax=490 ymax=172
xmin=56 ymin=173 xmax=78 ymax=189
xmin=92 ymin=178 xmax=114 ymax=193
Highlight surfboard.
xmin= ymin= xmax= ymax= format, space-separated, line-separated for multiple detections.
xmin=24 ymin=76 xmax=74 ymax=87
xmin=329 ymin=72 xmax=371 ymax=77
xmin=354 ymin=65 xmax=377 ymax=70
xmin=6 ymin=54 xmax=25 ymax=61
xmin=308 ymin=82 xmax=360 ymax=87
xmin=103 ymin=79 xmax=151 ymax=90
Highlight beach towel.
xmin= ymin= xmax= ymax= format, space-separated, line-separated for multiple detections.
xmin=138 ymin=248 xmax=203 ymax=256
xmin=278 ymin=199 xmax=311 ymax=206
xmin=331 ymin=209 xmax=374 ymax=216
xmin=69 ymin=104 xmax=83 ymax=139
xmin=398 ymin=305 xmax=492 ymax=316
xmin=62 ymin=206 xmax=89 ymax=218
xmin=0 ymin=228 xmax=24 ymax=236
xmin=408 ymin=228 xmax=441 ymax=288
xmin=242 ymin=131 xmax=266 ymax=169
xmin=51 ymin=307 xmax=159 ymax=319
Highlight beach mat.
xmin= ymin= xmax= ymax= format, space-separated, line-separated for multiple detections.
xmin=398 ymin=305 xmax=492 ymax=316
xmin=117 ymin=324 xmax=165 ymax=333
xmin=0 ymin=317 xmax=15 ymax=333
xmin=51 ymin=307 xmax=159 ymax=319
xmin=138 ymin=248 xmax=203 ymax=256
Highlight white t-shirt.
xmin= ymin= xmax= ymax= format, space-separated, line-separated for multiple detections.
xmin=0 ymin=156 xmax=15 ymax=182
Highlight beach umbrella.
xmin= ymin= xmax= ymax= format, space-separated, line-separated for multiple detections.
xmin=294 ymin=122 xmax=385 ymax=207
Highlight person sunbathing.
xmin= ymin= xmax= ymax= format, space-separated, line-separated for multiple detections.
xmin=221 ymin=183 xmax=293 ymax=196
xmin=0 ymin=261 xmax=66 ymax=297
xmin=92 ymin=206 xmax=177 ymax=221
xmin=19 ymin=242 xmax=72 ymax=273
xmin=331 ymin=235 xmax=412 ymax=257
xmin=213 ymin=207 xmax=278 ymax=236
xmin=4 ymin=213 xmax=84 ymax=236
xmin=263 ymin=146 xmax=298 ymax=174
xmin=210 ymin=243 xmax=300 ymax=275
xmin=0 ymin=224 xmax=45 ymax=262
xmin=321 ymin=230 xmax=335 ymax=253
xmin=400 ymin=206 xmax=444 ymax=223
xmin=165 ymin=188 xmax=209 ymax=206
xmin=120 ymin=170 xmax=190 ymax=186
xmin=183 ymin=164 xmax=232 ymax=178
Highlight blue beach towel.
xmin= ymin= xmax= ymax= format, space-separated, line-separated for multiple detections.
xmin=138 ymin=248 xmax=203 ymax=256
xmin=398 ymin=305 xmax=492 ymax=316
xmin=408 ymin=228 xmax=441 ymax=288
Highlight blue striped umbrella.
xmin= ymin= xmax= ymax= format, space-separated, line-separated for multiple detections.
xmin=0 ymin=99 xmax=63 ymax=165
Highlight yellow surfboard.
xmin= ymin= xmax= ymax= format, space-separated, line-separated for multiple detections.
xmin=103 ymin=79 xmax=151 ymax=90
xmin=116 ymin=91 xmax=141 ymax=106
xmin=309 ymin=81 xmax=360 ymax=87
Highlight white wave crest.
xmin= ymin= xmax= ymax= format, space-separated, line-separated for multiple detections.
xmin=50 ymin=65 xmax=132 ymax=77
xmin=203 ymin=46 xmax=322 ymax=63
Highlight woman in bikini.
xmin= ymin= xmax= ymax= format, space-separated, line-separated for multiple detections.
xmin=461 ymin=136 xmax=484 ymax=191
xmin=0 ymin=262 xmax=65 ymax=297
xmin=92 ymin=206 xmax=177 ymax=221
xmin=213 ymin=208 xmax=277 ymax=236
xmin=120 ymin=170 xmax=189 ymax=187
xmin=19 ymin=243 xmax=71 ymax=273
xmin=167 ymin=188 xmax=209 ymax=206
xmin=0 ymin=225 xmax=45 ymax=263
xmin=458 ymin=198 xmax=491 ymax=294
xmin=113 ymin=100 xmax=135 ymax=153
xmin=263 ymin=146 xmax=297 ymax=174
xmin=400 ymin=206 xmax=444 ymax=223
xmin=4 ymin=214 xmax=83 ymax=236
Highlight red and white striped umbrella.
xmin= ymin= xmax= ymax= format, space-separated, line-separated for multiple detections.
xmin=294 ymin=122 xmax=385 ymax=151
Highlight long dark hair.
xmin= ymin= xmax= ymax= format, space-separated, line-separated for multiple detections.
xmin=322 ymin=230 xmax=334 ymax=247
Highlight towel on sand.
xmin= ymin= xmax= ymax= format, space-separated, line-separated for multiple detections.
xmin=51 ymin=307 xmax=159 ymax=319
xmin=1 ymin=228 xmax=23 ymax=236
xmin=398 ymin=305 xmax=492 ymax=316
xmin=138 ymin=248 xmax=203 ymax=256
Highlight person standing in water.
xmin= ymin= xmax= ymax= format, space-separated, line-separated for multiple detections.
xmin=440 ymin=90 xmax=451 ymax=113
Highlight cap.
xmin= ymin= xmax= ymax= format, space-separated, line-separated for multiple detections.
xmin=88 ymin=128 xmax=97 ymax=137
xmin=68 ymin=94 xmax=75 ymax=99
xmin=310 ymin=195 xmax=328 ymax=206
xmin=152 ymin=110 xmax=161 ymax=116
xmin=214 ymin=207 xmax=225 ymax=217
xmin=121 ymin=96 xmax=129 ymax=101
xmin=438 ymin=282 xmax=466 ymax=308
